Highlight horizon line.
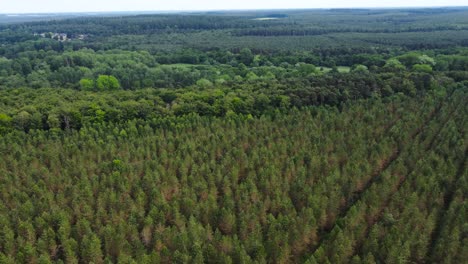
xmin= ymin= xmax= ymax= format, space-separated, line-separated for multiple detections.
xmin=2 ymin=6 xmax=468 ymax=15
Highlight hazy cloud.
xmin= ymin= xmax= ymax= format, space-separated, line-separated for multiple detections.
xmin=1 ymin=0 xmax=467 ymax=13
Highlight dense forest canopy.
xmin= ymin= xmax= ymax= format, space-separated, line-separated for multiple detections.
xmin=0 ymin=8 xmax=467 ymax=264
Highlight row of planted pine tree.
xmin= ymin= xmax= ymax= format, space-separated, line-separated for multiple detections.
xmin=307 ymin=87 xmax=467 ymax=263
xmin=0 ymin=88 xmax=465 ymax=263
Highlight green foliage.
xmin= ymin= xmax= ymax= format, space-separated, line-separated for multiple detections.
xmin=79 ymin=78 xmax=94 ymax=91
xmin=412 ymin=64 xmax=433 ymax=73
xmin=96 ymin=75 xmax=121 ymax=91
xmin=239 ymin=48 xmax=254 ymax=65
xmin=196 ymin=78 xmax=213 ymax=88
xmin=419 ymin=54 xmax=436 ymax=66
xmin=384 ymin=58 xmax=406 ymax=72
xmin=0 ymin=91 xmax=466 ymax=262
xmin=81 ymin=234 xmax=103 ymax=264
xmin=352 ymin=64 xmax=369 ymax=73
xmin=0 ymin=113 xmax=12 ymax=133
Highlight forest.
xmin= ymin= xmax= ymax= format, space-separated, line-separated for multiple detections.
xmin=0 ymin=8 xmax=467 ymax=264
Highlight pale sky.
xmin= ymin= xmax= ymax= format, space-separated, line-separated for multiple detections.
xmin=1 ymin=0 xmax=467 ymax=14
